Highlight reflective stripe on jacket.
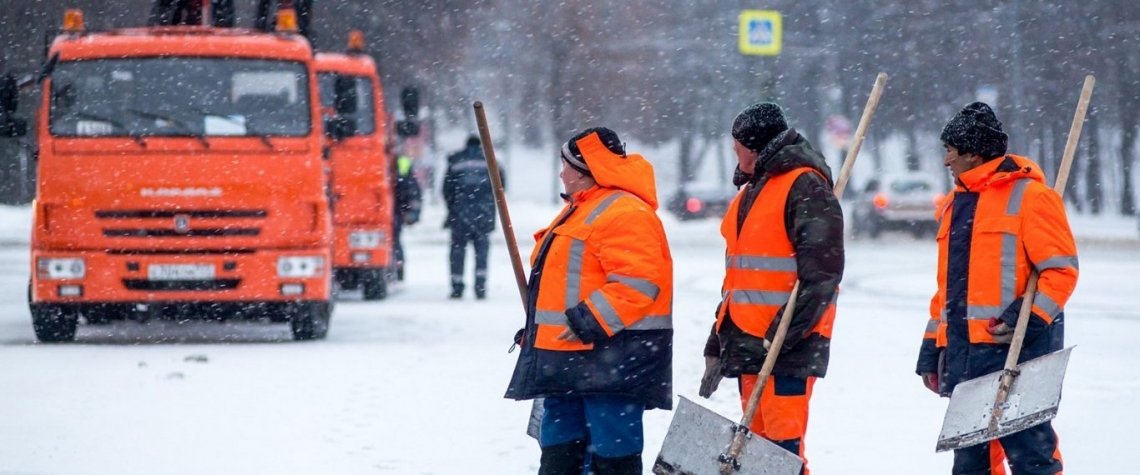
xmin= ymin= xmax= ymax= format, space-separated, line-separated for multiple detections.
xmin=916 ymin=155 xmax=1077 ymax=394
xmin=505 ymin=132 xmax=673 ymax=410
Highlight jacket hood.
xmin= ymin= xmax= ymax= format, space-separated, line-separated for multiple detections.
xmin=755 ymin=129 xmax=835 ymax=187
xmin=577 ymin=132 xmax=659 ymax=209
xmin=957 ymin=154 xmax=1045 ymax=192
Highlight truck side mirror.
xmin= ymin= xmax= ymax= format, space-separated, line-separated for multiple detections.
xmin=396 ymin=120 xmax=419 ymax=137
xmin=333 ymin=76 xmax=357 ymax=115
xmin=0 ymin=74 xmax=27 ymax=137
xmin=400 ymin=86 xmax=418 ymax=118
xmin=324 ymin=115 xmax=356 ymax=141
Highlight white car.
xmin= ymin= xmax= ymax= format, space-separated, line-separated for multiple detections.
xmin=851 ymin=173 xmax=945 ymax=239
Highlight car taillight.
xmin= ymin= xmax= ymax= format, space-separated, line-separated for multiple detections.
xmin=873 ymin=193 xmax=889 ymax=210
xmin=686 ymin=197 xmax=703 ymax=213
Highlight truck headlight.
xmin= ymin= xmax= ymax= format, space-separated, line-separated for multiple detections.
xmin=37 ymin=258 xmax=86 ymax=279
xmin=277 ymin=256 xmax=325 ymax=278
xmin=348 ymin=230 xmax=384 ymax=249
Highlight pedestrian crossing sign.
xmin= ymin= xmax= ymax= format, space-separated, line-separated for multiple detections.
xmin=739 ymin=10 xmax=782 ymax=56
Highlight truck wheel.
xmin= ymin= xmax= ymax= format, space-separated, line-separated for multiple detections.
xmin=30 ymin=303 xmax=78 ymax=343
xmin=362 ymin=269 xmax=388 ymax=301
xmin=290 ymin=301 xmax=331 ymax=341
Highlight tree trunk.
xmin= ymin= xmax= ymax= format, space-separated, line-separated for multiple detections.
xmin=1085 ymin=109 xmax=1102 ymax=215
xmin=905 ymin=127 xmax=920 ymax=172
xmin=678 ymin=133 xmax=693 ymax=188
xmin=1122 ymin=114 xmax=1137 ymax=216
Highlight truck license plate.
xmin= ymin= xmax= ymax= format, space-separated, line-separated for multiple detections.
xmin=147 ymin=264 xmax=215 ymax=281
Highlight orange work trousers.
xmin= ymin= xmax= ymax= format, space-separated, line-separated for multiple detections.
xmin=738 ymin=374 xmax=815 ymax=475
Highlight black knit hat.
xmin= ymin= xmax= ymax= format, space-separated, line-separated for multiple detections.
xmin=732 ymin=103 xmax=789 ymax=153
xmin=466 ymin=134 xmax=481 ymax=148
xmin=562 ymin=127 xmax=625 ymax=175
xmin=940 ymin=102 xmax=1008 ymax=160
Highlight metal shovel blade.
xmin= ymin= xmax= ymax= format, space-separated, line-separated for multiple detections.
xmin=936 ymin=347 xmax=1074 ymax=452
xmin=653 ymin=396 xmax=803 ymax=475
xmin=526 ymin=398 xmax=544 ymax=440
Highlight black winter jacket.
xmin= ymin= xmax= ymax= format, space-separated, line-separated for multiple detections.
xmin=442 ymin=144 xmax=502 ymax=234
xmin=704 ymin=130 xmax=845 ymax=379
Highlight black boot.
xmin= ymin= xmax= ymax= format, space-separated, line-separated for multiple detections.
xmin=539 ymin=439 xmax=587 ymax=475
xmin=592 ymin=454 xmax=642 ymax=475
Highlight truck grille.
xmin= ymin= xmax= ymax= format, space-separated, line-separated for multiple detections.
xmin=103 ymin=228 xmax=260 ymax=237
xmin=96 ymin=208 xmax=267 ymax=239
xmin=122 ymin=278 xmax=241 ymax=291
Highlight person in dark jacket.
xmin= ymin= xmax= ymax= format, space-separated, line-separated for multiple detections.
xmin=505 ymin=127 xmax=673 ymax=475
xmin=393 ymin=153 xmax=422 ymax=281
xmin=442 ymin=135 xmax=502 ymax=299
xmin=699 ymin=103 xmax=844 ymax=474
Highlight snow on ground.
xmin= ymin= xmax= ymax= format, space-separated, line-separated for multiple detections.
xmin=1 ymin=147 xmax=1138 ymax=473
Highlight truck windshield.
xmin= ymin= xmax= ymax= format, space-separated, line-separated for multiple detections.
xmin=50 ymin=58 xmax=311 ymax=137
xmin=317 ymin=73 xmax=376 ymax=135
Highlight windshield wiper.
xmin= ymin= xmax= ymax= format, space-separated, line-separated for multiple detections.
xmin=191 ymin=108 xmax=275 ymax=150
xmin=125 ymin=108 xmax=209 ymax=149
xmin=72 ymin=111 xmax=147 ymax=147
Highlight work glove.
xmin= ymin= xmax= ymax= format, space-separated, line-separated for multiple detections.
xmin=920 ymin=372 xmax=940 ymax=395
xmin=987 ymin=317 xmax=1014 ymax=344
xmin=698 ymin=356 xmax=723 ymax=398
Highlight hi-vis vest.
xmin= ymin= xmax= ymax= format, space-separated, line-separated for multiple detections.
xmin=529 ymin=188 xmax=673 ymax=352
xmin=927 ymin=155 xmax=1078 ymax=346
xmin=716 ymin=167 xmax=836 ymax=340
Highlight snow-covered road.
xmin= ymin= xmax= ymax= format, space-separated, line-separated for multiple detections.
xmin=1 ymin=204 xmax=1137 ymax=474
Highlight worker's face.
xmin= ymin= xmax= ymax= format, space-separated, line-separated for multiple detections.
xmin=560 ymin=159 xmax=594 ymax=195
xmin=733 ymin=140 xmax=759 ymax=174
xmin=943 ymin=144 xmax=984 ymax=179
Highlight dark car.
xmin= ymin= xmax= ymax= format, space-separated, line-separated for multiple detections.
xmin=851 ymin=173 xmax=945 ymax=238
xmin=666 ymin=185 xmax=737 ymax=221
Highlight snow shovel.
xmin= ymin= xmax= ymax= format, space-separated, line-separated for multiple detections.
xmin=935 ymin=74 xmax=1095 ymax=453
xmin=474 ymin=102 xmax=548 ymax=441
xmin=653 ymin=72 xmax=888 ymax=475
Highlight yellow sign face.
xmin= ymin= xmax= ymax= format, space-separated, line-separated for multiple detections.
xmin=738 ymin=10 xmax=782 ymax=56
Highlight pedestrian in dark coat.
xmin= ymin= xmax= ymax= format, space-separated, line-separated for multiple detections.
xmin=392 ymin=153 xmax=421 ymax=281
xmin=442 ymin=135 xmax=502 ymax=299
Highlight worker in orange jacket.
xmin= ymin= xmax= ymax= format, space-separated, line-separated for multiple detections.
xmin=699 ymin=103 xmax=844 ymax=475
xmin=916 ymin=102 xmax=1076 ymax=474
xmin=504 ymin=127 xmax=673 ymax=475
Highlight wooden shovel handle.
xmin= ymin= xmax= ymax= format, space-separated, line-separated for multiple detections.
xmin=721 ymin=72 xmax=888 ymax=474
xmin=990 ymin=74 xmax=1094 ymax=432
xmin=473 ymin=102 xmax=529 ymax=311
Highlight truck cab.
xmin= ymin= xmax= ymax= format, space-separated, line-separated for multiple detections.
xmin=28 ymin=9 xmax=333 ymax=341
xmin=315 ymin=31 xmax=395 ymax=300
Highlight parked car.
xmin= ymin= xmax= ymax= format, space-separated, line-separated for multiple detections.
xmin=666 ymin=185 xmax=738 ymax=221
xmin=851 ymin=173 xmax=945 ymax=239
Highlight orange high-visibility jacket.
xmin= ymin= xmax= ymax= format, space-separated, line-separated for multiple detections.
xmin=718 ymin=167 xmax=836 ymax=341
xmin=505 ymin=132 xmax=674 ymax=410
xmin=916 ymin=155 xmax=1077 ymax=393
xmin=713 ymin=157 xmax=841 ymax=379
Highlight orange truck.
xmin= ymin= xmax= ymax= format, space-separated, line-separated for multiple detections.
xmin=315 ymin=31 xmax=395 ymax=300
xmin=23 ymin=8 xmax=333 ymax=342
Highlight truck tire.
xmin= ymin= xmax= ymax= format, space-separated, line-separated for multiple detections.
xmin=361 ymin=269 xmax=387 ymax=301
xmin=30 ymin=303 xmax=79 ymax=343
xmin=28 ymin=280 xmax=78 ymax=342
xmin=289 ymin=301 xmax=331 ymax=341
